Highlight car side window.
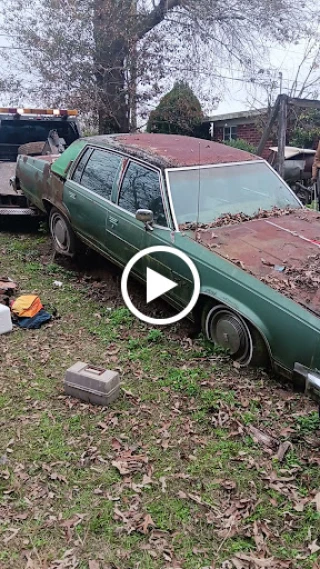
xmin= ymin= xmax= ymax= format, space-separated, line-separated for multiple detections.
xmin=118 ymin=162 xmax=167 ymax=227
xmin=72 ymin=148 xmax=91 ymax=184
xmin=75 ymin=149 xmax=122 ymax=200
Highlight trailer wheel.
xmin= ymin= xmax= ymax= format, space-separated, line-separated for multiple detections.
xmin=49 ymin=208 xmax=77 ymax=257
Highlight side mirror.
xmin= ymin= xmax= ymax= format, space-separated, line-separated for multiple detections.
xmin=135 ymin=209 xmax=154 ymax=231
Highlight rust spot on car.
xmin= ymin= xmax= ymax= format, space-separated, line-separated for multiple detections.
xmin=187 ymin=208 xmax=320 ymax=315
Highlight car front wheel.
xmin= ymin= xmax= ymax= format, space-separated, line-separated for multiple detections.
xmin=49 ymin=207 xmax=77 ymax=257
xmin=201 ymin=302 xmax=269 ymax=368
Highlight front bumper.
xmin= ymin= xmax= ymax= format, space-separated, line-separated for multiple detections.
xmin=294 ymin=362 xmax=320 ymax=402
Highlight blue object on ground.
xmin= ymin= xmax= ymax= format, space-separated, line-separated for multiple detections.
xmin=17 ymin=309 xmax=52 ymax=329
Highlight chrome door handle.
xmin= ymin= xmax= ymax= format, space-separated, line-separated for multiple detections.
xmin=109 ymin=216 xmax=119 ymax=226
xmin=69 ymin=191 xmax=77 ymax=200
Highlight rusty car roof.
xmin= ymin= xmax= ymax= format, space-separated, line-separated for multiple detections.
xmin=85 ymin=133 xmax=259 ymax=169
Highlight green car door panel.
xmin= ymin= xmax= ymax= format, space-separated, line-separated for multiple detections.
xmin=63 ymin=147 xmax=123 ymax=249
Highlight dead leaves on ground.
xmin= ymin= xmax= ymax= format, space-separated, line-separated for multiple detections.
xmin=2 ymin=235 xmax=320 ymax=569
xmin=109 ymin=438 xmax=156 ymax=536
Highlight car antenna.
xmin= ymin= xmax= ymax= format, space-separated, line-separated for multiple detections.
xmin=196 ymin=141 xmax=201 ymax=229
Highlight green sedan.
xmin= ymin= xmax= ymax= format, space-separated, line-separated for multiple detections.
xmin=15 ymin=133 xmax=320 ymax=401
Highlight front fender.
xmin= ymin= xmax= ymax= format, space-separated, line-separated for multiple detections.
xmin=199 ymin=285 xmax=271 ymax=347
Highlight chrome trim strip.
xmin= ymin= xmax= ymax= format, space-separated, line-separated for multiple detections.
xmin=164 ymin=168 xmax=180 ymax=232
xmin=165 ymin=159 xmax=263 ymax=173
xmin=68 ymin=145 xmax=93 ymax=179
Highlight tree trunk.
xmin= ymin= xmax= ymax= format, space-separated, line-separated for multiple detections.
xmin=129 ymin=41 xmax=138 ymax=132
xmin=96 ymin=46 xmax=130 ymax=134
xmin=93 ymin=0 xmax=131 ymax=134
xmin=92 ymin=0 xmax=181 ymax=133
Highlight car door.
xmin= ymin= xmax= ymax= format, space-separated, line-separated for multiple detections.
xmin=106 ymin=160 xmax=170 ymax=277
xmin=142 ymin=228 xmax=195 ymax=310
xmin=135 ymin=174 xmax=194 ymax=310
xmin=63 ymin=147 xmax=123 ymax=252
xmin=106 ymin=159 xmax=192 ymax=308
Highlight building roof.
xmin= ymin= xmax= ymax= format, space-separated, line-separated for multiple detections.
xmin=269 ymin=146 xmax=316 ymax=159
xmin=86 ymin=133 xmax=258 ymax=168
xmin=208 ymin=108 xmax=268 ymax=123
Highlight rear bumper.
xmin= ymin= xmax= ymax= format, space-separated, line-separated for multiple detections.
xmin=0 ymin=207 xmax=40 ymax=216
xmin=294 ymin=362 xmax=320 ymax=402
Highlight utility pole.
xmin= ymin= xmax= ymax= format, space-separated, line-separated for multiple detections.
xmin=279 ymin=71 xmax=283 ymax=94
xmin=277 ymin=94 xmax=288 ymax=179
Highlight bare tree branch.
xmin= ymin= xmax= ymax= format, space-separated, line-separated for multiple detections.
xmin=137 ymin=0 xmax=182 ymax=39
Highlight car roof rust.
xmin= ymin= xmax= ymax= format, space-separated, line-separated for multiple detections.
xmin=85 ymin=133 xmax=259 ymax=169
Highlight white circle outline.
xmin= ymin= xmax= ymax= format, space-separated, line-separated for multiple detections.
xmin=121 ymin=245 xmax=201 ymax=326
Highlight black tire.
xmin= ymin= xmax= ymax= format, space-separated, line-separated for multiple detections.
xmin=201 ymin=301 xmax=269 ymax=368
xmin=49 ymin=207 xmax=77 ymax=257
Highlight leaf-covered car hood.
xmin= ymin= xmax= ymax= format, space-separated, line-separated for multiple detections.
xmin=189 ymin=208 xmax=320 ymax=316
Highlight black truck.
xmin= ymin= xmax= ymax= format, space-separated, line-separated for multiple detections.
xmin=0 ymin=107 xmax=80 ymax=216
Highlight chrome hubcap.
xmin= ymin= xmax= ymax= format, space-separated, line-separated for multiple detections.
xmin=51 ymin=213 xmax=70 ymax=252
xmin=205 ymin=305 xmax=253 ymax=366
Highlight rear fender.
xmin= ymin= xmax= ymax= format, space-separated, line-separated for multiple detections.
xmin=42 ymin=199 xmax=71 ymax=222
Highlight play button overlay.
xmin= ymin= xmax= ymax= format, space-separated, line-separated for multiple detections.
xmin=146 ymin=268 xmax=178 ymax=303
xmin=121 ymin=245 xmax=200 ymax=326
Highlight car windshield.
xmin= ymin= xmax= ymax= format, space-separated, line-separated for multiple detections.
xmin=167 ymin=161 xmax=301 ymax=225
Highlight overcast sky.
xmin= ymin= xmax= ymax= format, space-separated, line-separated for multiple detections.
xmin=0 ymin=22 xmax=318 ymax=119
xmin=209 ymin=38 xmax=320 ymax=116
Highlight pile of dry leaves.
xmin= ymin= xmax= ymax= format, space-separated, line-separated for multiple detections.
xmin=179 ymin=207 xmax=296 ymax=231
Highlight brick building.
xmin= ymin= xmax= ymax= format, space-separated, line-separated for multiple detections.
xmin=208 ymin=108 xmax=276 ymax=159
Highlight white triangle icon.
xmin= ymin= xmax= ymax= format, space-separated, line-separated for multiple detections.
xmin=146 ymin=267 xmax=178 ymax=304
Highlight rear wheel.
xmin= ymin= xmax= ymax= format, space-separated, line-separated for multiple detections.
xmin=49 ymin=207 xmax=77 ymax=256
xmin=201 ymin=302 xmax=269 ymax=368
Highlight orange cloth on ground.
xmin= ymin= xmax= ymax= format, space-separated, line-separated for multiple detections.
xmin=11 ymin=295 xmax=43 ymax=318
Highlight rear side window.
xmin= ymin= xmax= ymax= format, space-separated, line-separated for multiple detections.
xmin=75 ymin=149 xmax=122 ymax=201
xmin=118 ymin=162 xmax=167 ymax=226
xmin=72 ymin=149 xmax=91 ymax=184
